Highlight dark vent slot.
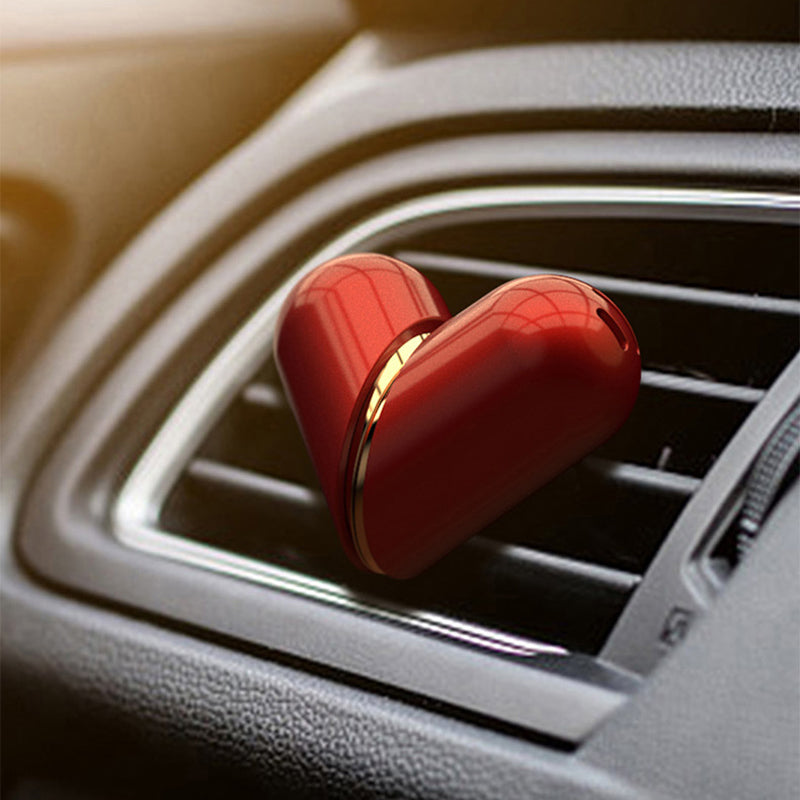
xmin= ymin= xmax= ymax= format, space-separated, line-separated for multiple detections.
xmin=596 ymin=382 xmax=754 ymax=476
xmin=397 ymin=250 xmax=800 ymax=388
xmin=198 ymin=390 xmax=317 ymax=486
xmin=162 ymin=459 xmax=335 ymax=562
xmin=389 ymin=219 xmax=800 ymax=299
xmin=478 ymin=459 xmax=694 ymax=573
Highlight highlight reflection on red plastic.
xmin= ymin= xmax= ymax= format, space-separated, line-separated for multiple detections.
xmin=275 ymin=254 xmax=640 ymax=579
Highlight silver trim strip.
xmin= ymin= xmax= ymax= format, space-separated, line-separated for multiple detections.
xmin=639 ymin=370 xmax=767 ymax=404
xmin=113 ymin=185 xmax=800 ymax=659
xmin=397 ymin=249 xmax=800 ymax=315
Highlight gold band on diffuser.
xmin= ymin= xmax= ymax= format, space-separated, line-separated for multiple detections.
xmin=349 ymin=333 xmax=429 ymax=573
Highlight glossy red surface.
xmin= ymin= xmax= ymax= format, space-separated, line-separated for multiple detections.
xmin=276 ymin=255 xmax=641 ymax=579
xmin=274 ymin=253 xmax=449 ymax=565
xmin=362 ymin=275 xmax=640 ymax=577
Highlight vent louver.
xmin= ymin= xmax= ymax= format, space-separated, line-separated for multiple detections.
xmin=152 ymin=191 xmax=799 ymax=658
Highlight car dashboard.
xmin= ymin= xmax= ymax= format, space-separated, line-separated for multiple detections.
xmin=2 ymin=3 xmax=799 ymax=798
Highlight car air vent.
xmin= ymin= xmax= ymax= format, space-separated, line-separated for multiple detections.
xmin=143 ymin=188 xmax=799 ymax=660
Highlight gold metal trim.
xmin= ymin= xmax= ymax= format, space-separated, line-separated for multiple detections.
xmin=349 ymin=333 xmax=429 ymax=573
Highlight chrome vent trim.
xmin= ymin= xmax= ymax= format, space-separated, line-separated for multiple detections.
xmin=113 ymin=185 xmax=800 ymax=660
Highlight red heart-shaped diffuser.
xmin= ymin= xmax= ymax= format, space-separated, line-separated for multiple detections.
xmin=275 ymin=253 xmax=640 ymax=578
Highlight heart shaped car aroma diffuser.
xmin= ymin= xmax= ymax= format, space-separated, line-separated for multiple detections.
xmin=276 ymin=254 xmax=640 ymax=579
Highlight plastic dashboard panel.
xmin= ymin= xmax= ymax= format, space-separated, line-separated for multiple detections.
xmin=13 ymin=166 xmax=800 ymax=741
xmin=3 ymin=39 xmax=800 ymax=798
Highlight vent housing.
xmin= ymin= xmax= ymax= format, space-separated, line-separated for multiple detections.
xmin=154 ymin=190 xmax=800 ymax=658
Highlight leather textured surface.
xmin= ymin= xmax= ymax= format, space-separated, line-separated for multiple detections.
xmin=1 ymin=560 xmax=636 ymax=799
xmin=585 ymin=487 xmax=800 ymax=799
